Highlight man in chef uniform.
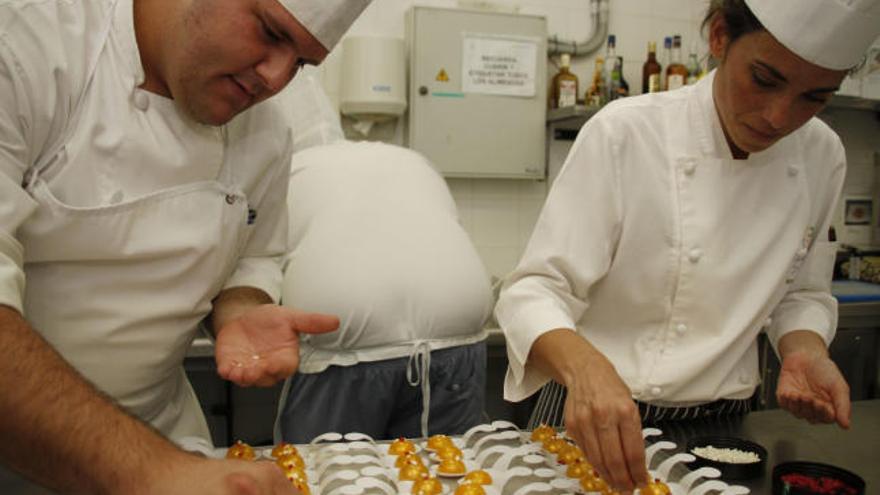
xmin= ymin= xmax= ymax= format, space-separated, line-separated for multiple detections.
xmin=495 ymin=0 xmax=880 ymax=491
xmin=272 ymin=68 xmax=493 ymax=442
xmin=0 ymin=0 xmax=369 ymax=493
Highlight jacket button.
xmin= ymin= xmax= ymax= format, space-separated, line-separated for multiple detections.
xmin=676 ymin=323 xmax=688 ymax=334
xmin=650 ymin=386 xmax=662 ymax=396
xmin=764 ymin=317 xmax=773 ymax=328
xmin=133 ymin=90 xmax=150 ymax=111
xmin=787 ymin=165 xmax=799 ymax=177
xmin=796 ymin=247 xmax=808 ymax=258
xmin=688 ymin=248 xmax=703 ymax=263
xmin=681 ymin=159 xmax=697 ymax=176
xmin=739 ymin=374 xmax=751 ymax=384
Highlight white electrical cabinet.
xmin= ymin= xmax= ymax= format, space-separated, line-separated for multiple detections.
xmin=406 ymin=7 xmax=547 ymax=179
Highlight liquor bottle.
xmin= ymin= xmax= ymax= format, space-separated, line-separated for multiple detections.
xmin=549 ymin=53 xmax=579 ymax=109
xmin=585 ymin=57 xmax=606 ymax=107
xmin=617 ymin=57 xmax=630 ymax=98
xmin=642 ymin=41 xmax=662 ymax=93
xmin=609 ymin=56 xmax=629 ymax=100
xmin=665 ymin=34 xmax=688 ymax=91
xmin=662 ymin=36 xmax=672 ymax=90
xmin=686 ymin=49 xmax=700 ymax=85
xmin=603 ymin=34 xmax=617 ymax=102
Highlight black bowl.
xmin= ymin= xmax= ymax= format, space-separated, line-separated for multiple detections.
xmin=686 ymin=436 xmax=767 ymax=480
xmin=772 ymin=461 xmax=865 ymax=495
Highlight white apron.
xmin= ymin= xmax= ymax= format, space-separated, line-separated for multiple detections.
xmin=15 ymin=4 xmax=251 ymax=442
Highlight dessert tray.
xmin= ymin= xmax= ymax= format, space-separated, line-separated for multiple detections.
xmin=186 ymin=421 xmax=752 ymax=494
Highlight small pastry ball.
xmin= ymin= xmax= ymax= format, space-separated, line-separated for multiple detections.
xmin=426 ymin=434 xmax=453 ymax=451
xmin=566 ymin=459 xmax=592 ymax=479
xmin=544 ymin=437 xmax=568 ymax=454
xmin=399 ymin=463 xmax=429 ymax=481
xmin=225 ymin=440 xmax=255 ymax=461
xmin=293 ymin=480 xmax=311 ymax=495
xmin=395 ymin=452 xmax=424 ymax=468
xmin=411 ymin=476 xmax=443 ymax=495
xmin=454 ymin=484 xmax=486 ymax=495
xmin=271 ymin=442 xmax=298 ymax=459
xmin=436 ymin=445 xmax=463 ymax=460
xmin=580 ymin=474 xmax=609 ymax=492
xmin=557 ymin=444 xmax=583 ymax=465
xmin=283 ymin=467 xmax=308 ymax=484
xmin=275 ymin=453 xmax=305 ymax=471
xmin=530 ymin=424 xmax=555 ymax=442
xmin=641 ymin=479 xmax=672 ymax=495
xmin=389 ymin=437 xmax=417 ymax=455
xmin=463 ymin=470 xmax=493 ymax=485
xmin=437 ymin=458 xmax=467 ymax=476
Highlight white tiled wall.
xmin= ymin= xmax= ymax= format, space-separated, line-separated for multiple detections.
xmin=310 ymin=0 xmax=880 ymax=277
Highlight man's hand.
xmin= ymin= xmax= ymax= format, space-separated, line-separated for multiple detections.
xmin=531 ymin=329 xmax=650 ymax=493
xmin=215 ymin=304 xmax=338 ymax=387
xmin=776 ymin=330 xmax=850 ymax=429
xmin=141 ymin=454 xmax=300 ymax=495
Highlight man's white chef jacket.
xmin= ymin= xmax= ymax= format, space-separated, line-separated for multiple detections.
xmin=496 ymin=70 xmax=844 ymax=405
xmin=0 ymin=0 xmax=290 ymax=436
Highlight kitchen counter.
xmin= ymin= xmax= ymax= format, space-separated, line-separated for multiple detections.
xmin=657 ymin=399 xmax=880 ymax=494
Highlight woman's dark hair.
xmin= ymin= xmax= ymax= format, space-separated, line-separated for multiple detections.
xmin=701 ymin=0 xmax=764 ymax=43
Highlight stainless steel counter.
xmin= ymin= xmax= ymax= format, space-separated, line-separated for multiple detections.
xmin=656 ymin=399 xmax=880 ymax=494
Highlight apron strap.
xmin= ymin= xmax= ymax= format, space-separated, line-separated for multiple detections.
xmin=406 ymin=341 xmax=432 ymax=438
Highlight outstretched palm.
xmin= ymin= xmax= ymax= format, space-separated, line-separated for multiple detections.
xmin=215 ymin=305 xmax=338 ymax=387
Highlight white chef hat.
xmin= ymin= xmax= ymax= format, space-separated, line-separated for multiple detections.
xmin=744 ymin=0 xmax=880 ymax=70
xmin=279 ymin=0 xmax=372 ymax=51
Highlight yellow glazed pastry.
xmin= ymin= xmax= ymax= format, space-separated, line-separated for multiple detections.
xmin=399 ymin=463 xmax=429 ymax=481
xmin=426 ymin=434 xmax=453 ymax=451
xmin=293 ymin=480 xmax=311 ymax=495
xmin=225 ymin=440 xmax=256 ymax=461
xmin=395 ymin=452 xmax=424 ymax=468
xmin=580 ymin=475 xmax=608 ymax=492
xmin=566 ymin=460 xmax=592 ymax=479
xmin=436 ymin=445 xmax=463 ymax=460
xmin=389 ymin=437 xmax=417 ymax=455
xmin=530 ymin=424 xmax=555 ymax=442
xmin=275 ymin=453 xmax=305 ymax=471
xmin=437 ymin=458 xmax=467 ymax=476
xmin=412 ymin=476 xmax=443 ymax=495
xmin=557 ymin=444 xmax=583 ymax=465
xmin=454 ymin=484 xmax=486 ymax=495
xmin=271 ymin=442 xmax=298 ymax=459
xmin=283 ymin=467 xmax=307 ymax=484
xmin=641 ymin=479 xmax=672 ymax=495
xmin=463 ymin=470 xmax=493 ymax=485
xmin=544 ymin=437 xmax=568 ymax=454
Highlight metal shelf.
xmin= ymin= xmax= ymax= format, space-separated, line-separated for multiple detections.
xmin=827 ymin=94 xmax=880 ymax=112
xmin=546 ymin=104 xmax=601 ymax=131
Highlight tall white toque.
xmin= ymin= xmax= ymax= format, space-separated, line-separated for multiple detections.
xmin=744 ymin=0 xmax=880 ymax=70
xmin=279 ymin=0 xmax=373 ymax=51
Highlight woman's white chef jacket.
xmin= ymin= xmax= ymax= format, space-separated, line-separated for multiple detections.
xmin=282 ymin=142 xmax=492 ymax=373
xmin=0 ymin=0 xmax=291 ymax=440
xmin=496 ymin=70 xmax=844 ymax=405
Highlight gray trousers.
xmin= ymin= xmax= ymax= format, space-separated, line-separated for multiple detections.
xmin=278 ymin=342 xmax=486 ymax=443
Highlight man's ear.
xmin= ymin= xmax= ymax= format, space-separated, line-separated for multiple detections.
xmin=708 ymin=13 xmax=729 ymax=61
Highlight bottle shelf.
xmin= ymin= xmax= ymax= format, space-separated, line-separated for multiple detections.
xmin=827 ymin=94 xmax=880 ymax=112
xmin=546 ymin=105 xmax=602 ymax=131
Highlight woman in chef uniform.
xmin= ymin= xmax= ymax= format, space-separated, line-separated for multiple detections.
xmin=0 ymin=1 xmax=369 ymax=493
xmin=495 ymin=0 xmax=880 ymax=491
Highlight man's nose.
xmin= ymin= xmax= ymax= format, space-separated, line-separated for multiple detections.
xmin=255 ymin=45 xmax=298 ymax=95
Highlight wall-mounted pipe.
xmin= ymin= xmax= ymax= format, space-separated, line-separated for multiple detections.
xmin=547 ymin=0 xmax=609 ymax=57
